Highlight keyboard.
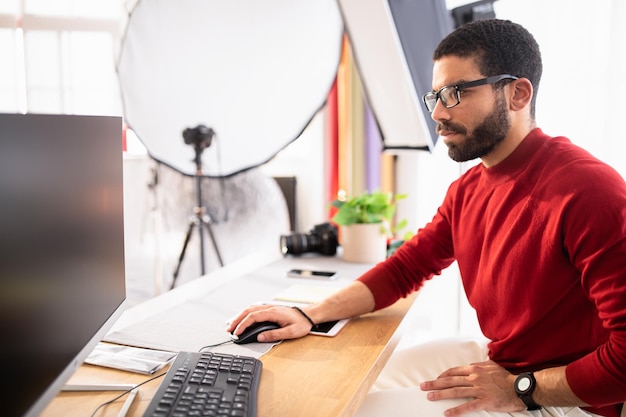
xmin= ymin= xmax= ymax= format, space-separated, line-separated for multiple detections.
xmin=142 ymin=351 xmax=263 ymax=417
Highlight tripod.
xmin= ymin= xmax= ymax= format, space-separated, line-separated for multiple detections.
xmin=171 ymin=138 xmax=224 ymax=290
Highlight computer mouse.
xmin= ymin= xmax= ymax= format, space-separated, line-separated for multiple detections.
xmin=232 ymin=321 xmax=281 ymax=345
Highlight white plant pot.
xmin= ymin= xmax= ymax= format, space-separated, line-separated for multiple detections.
xmin=341 ymin=223 xmax=388 ymax=264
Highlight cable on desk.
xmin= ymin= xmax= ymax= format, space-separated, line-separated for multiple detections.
xmin=199 ymin=339 xmax=234 ymax=351
xmin=88 ymin=371 xmax=167 ymax=417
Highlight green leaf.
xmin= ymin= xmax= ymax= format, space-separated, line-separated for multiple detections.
xmin=329 ymin=189 xmax=409 ymax=234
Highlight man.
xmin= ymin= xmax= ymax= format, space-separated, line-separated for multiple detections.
xmin=227 ymin=19 xmax=626 ymax=417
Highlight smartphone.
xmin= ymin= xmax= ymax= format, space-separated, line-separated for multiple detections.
xmin=310 ymin=318 xmax=350 ymax=337
xmin=270 ymin=299 xmax=350 ymax=337
xmin=286 ymin=269 xmax=337 ymax=280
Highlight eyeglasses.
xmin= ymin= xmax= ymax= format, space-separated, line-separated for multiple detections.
xmin=422 ymin=74 xmax=519 ymax=113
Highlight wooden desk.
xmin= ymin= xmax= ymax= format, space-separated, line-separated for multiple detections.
xmin=40 ymin=251 xmax=417 ymax=417
xmin=258 ymin=295 xmax=415 ymax=417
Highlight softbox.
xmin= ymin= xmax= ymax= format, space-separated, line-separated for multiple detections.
xmin=338 ymin=0 xmax=453 ymax=152
xmin=117 ymin=0 xmax=344 ymax=177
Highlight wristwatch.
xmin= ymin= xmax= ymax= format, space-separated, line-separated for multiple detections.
xmin=514 ymin=372 xmax=542 ymax=411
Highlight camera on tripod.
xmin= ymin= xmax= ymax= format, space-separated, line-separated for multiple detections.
xmin=183 ymin=124 xmax=215 ymax=150
xmin=170 ymin=124 xmax=223 ymax=289
xmin=280 ymin=222 xmax=339 ymax=256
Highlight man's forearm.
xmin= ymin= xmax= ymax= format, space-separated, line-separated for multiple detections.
xmin=304 ymin=280 xmax=376 ymax=324
xmin=533 ymin=366 xmax=588 ymax=408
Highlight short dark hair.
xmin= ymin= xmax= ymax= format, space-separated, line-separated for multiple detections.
xmin=434 ymin=19 xmax=542 ymax=118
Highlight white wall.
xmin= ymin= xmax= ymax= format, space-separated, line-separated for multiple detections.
xmin=493 ymin=0 xmax=626 ymax=177
xmin=260 ymin=110 xmax=328 ymax=233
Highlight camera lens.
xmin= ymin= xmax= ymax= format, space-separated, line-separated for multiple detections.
xmin=280 ymin=233 xmax=313 ymax=255
xmin=280 ymin=222 xmax=338 ymax=256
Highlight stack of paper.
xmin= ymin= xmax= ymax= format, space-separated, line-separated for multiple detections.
xmin=85 ymin=342 xmax=176 ymax=375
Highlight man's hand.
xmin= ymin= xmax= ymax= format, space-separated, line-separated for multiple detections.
xmin=227 ymin=281 xmax=375 ymax=343
xmin=226 ymin=304 xmax=313 ymax=342
xmin=420 ymin=360 xmax=526 ymax=416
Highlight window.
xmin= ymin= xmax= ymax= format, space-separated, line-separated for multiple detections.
xmin=0 ymin=30 xmax=19 ymax=112
xmin=0 ymin=0 xmax=123 ymax=115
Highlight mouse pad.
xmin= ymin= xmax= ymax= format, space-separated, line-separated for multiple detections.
xmin=104 ymin=300 xmax=279 ymax=359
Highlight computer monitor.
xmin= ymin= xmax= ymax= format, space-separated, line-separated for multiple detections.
xmin=0 ymin=113 xmax=127 ymax=417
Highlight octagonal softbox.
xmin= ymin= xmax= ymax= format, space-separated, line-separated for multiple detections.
xmin=117 ymin=0 xmax=344 ymax=177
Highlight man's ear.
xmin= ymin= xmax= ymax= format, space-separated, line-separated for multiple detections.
xmin=509 ymin=78 xmax=533 ymax=111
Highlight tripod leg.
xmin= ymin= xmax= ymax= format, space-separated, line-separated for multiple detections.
xmin=171 ymin=220 xmax=196 ymax=290
xmin=201 ymin=221 xmax=224 ymax=267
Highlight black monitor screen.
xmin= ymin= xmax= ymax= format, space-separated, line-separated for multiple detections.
xmin=0 ymin=113 xmax=126 ymax=417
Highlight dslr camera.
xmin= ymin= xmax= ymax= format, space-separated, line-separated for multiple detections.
xmin=280 ymin=222 xmax=338 ymax=256
xmin=183 ymin=124 xmax=215 ymax=150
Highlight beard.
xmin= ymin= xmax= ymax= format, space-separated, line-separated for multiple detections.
xmin=439 ymin=93 xmax=510 ymax=162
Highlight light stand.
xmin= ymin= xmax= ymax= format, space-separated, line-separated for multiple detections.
xmin=171 ymin=126 xmax=224 ymax=289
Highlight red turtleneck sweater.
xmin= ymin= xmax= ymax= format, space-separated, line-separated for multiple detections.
xmin=358 ymin=128 xmax=626 ymax=417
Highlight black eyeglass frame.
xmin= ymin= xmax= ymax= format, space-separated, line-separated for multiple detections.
xmin=422 ymin=74 xmax=519 ymax=113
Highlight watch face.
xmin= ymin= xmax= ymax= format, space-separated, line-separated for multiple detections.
xmin=517 ymin=376 xmax=532 ymax=392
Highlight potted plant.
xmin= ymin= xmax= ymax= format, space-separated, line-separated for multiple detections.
xmin=330 ymin=190 xmax=408 ymax=263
